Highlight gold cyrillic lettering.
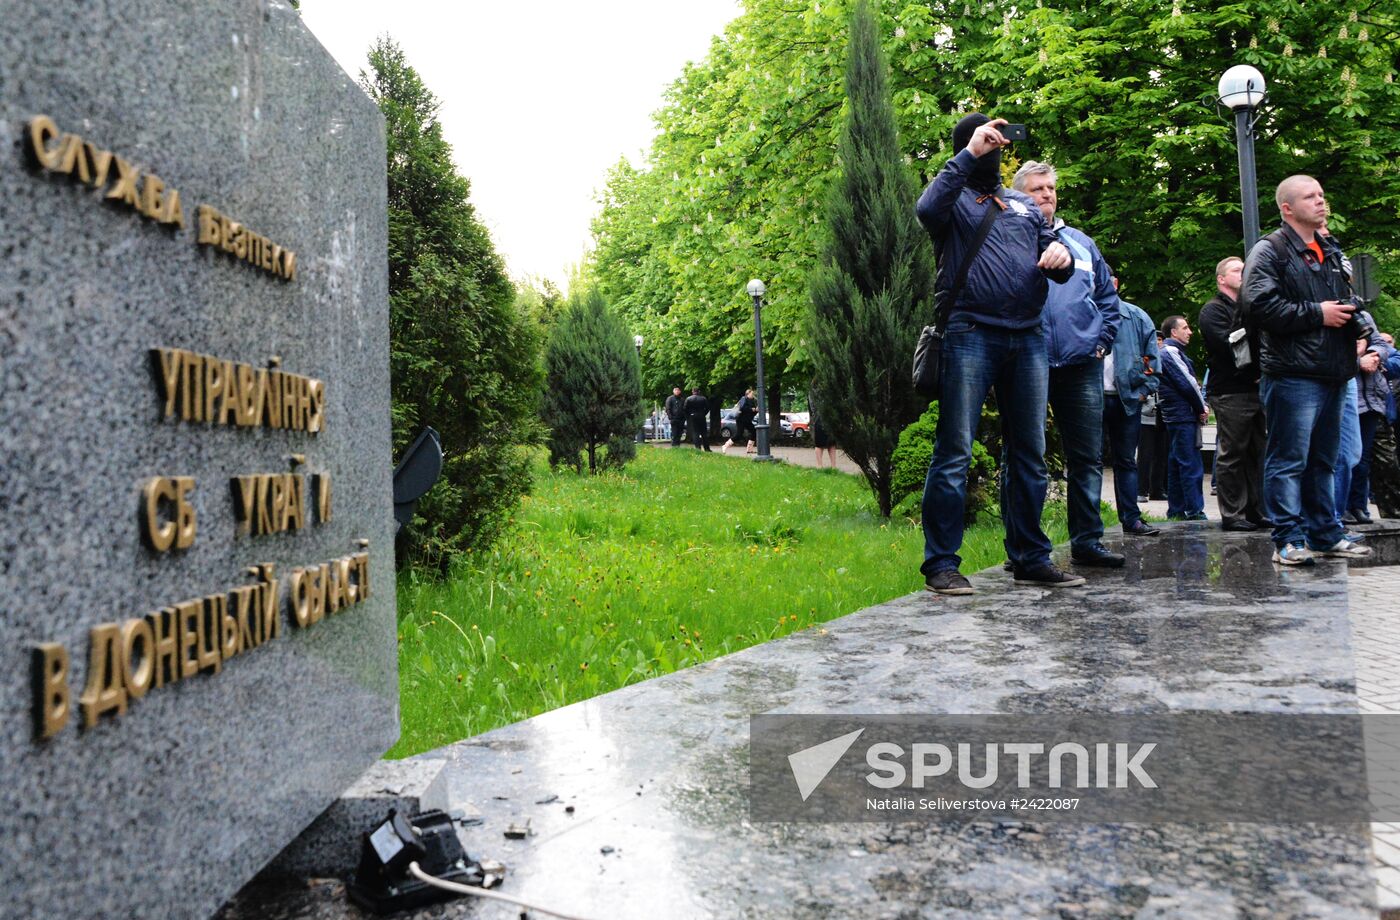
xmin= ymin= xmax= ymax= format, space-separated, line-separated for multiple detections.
xmin=254 ymin=564 xmax=280 ymax=642
xmin=196 ymin=595 xmax=222 ymax=674
xmin=282 ymin=371 xmax=298 ymax=429
xmin=141 ymin=477 xmax=195 ymax=552
xmin=221 ymin=591 xmax=241 ymax=660
xmin=156 ymin=348 xmax=181 ymax=418
xmin=315 ymin=473 xmax=331 ymax=523
xmin=236 ymin=363 xmax=257 ymax=425
xmin=232 ymin=585 xmax=258 ymax=651
xmin=27 ymin=115 xmax=61 ymax=169
xmin=85 ymin=143 xmax=113 ymax=187
xmin=177 ymin=599 xmax=202 ymax=679
xmin=55 ymin=133 xmax=88 ymax=182
xmin=105 ymin=155 xmax=139 ymax=208
xmin=355 ymin=552 xmax=370 ymax=602
xmin=281 ymin=249 xmax=296 ymax=281
xmin=147 ymin=607 xmax=179 ymax=689
xmin=180 ymin=349 xmax=202 ymax=422
xmin=79 ymin=624 xmax=128 ymax=728
xmin=161 ymin=187 xmax=185 ymax=228
xmin=290 ymin=568 xmax=312 ymax=628
xmin=35 ymin=643 xmax=71 ymax=739
xmin=140 ymin=174 xmax=165 ymax=220
xmin=198 ymin=204 xmax=220 ymax=245
xmin=203 ymin=356 xmax=223 ymax=423
xmin=289 ymin=475 xmax=305 ymax=531
xmin=218 ymin=359 xmax=239 ymax=424
xmin=307 ymin=380 xmax=325 ymax=433
xmin=119 ymin=617 xmax=155 ymax=700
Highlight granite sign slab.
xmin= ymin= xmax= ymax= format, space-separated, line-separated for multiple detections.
xmin=0 ymin=2 xmax=394 ymax=917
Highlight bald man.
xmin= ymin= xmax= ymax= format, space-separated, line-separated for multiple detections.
xmin=1239 ymin=175 xmax=1370 ymax=564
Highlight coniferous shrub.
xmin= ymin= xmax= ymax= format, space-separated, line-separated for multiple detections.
xmin=806 ymin=0 xmax=935 ymax=517
xmin=542 ymin=289 xmax=643 ymax=473
xmin=364 ymin=40 xmax=543 ymax=570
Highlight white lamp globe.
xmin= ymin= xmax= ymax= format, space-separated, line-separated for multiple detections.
xmin=1218 ymin=64 xmax=1267 ymax=110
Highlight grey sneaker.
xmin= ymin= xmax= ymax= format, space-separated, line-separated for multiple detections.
xmin=1272 ymin=543 xmax=1315 ymax=566
xmin=926 ymin=570 xmax=974 ymax=595
xmin=1310 ymin=538 xmax=1372 ymax=559
xmin=1012 ymin=564 xmax=1086 ymax=587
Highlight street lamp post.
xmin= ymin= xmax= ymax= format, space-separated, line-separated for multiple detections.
xmin=745 ymin=279 xmax=775 ymax=462
xmin=1216 ymin=64 xmax=1268 ymax=252
xmin=634 ymin=334 xmax=646 ymax=443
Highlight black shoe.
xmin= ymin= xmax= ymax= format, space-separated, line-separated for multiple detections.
xmin=1071 ymin=543 xmax=1126 ymax=568
xmin=1137 ymin=495 xmax=1150 ymax=503
xmin=926 ymin=570 xmax=974 ymax=596
xmin=1150 ymin=494 xmax=1168 ymax=502
xmin=1222 ymin=520 xmax=1258 ymax=532
xmin=1351 ymin=509 xmax=1374 ymax=524
xmin=1185 ymin=511 xmax=1208 ymax=521
xmin=1013 ymin=563 xmax=1087 ymax=587
xmin=1124 ymin=520 xmax=1160 ymax=536
xmin=1002 ymin=559 xmax=1014 ymax=572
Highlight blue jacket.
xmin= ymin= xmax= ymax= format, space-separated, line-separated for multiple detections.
xmin=915 ymin=148 xmax=1072 ymax=329
xmin=1158 ymin=338 xmax=1205 ymax=425
xmin=1108 ymin=301 xmax=1160 ymax=413
xmin=1042 ymin=221 xmax=1121 ymax=367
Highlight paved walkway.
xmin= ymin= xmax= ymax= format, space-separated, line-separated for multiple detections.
xmin=226 ymin=525 xmax=1400 ymax=918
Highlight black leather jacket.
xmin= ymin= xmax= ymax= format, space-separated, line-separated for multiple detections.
xmin=1240 ymin=224 xmax=1362 ymax=383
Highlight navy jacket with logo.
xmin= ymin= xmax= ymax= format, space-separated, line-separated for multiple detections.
xmin=1041 ymin=220 xmax=1121 ymax=367
xmin=915 ymin=148 xmax=1072 ymax=329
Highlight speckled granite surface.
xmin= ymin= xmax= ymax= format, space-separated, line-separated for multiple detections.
xmin=222 ymin=527 xmax=1380 ymax=919
xmin=0 ymin=3 xmax=393 ymax=918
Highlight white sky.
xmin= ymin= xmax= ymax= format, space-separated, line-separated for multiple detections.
xmin=299 ymin=0 xmax=743 ymax=291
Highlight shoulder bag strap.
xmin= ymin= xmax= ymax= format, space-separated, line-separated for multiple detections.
xmin=936 ymin=194 xmax=1004 ymax=331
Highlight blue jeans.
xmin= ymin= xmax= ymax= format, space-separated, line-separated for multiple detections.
xmin=1103 ymin=395 xmax=1144 ymax=527
xmin=922 ymin=323 xmax=1051 ymax=575
xmin=1261 ymin=374 xmax=1346 ymax=549
xmin=1165 ymin=423 xmax=1203 ymax=518
xmin=1333 ymin=379 xmax=1361 ymax=524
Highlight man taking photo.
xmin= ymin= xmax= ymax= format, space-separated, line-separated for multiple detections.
xmin=1240 ymin=175 xmax=1371 ymax=564
xmin=914 ymin=115 xmax=1076 ymax=595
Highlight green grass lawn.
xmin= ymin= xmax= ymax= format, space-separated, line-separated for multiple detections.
xmin=390 ymin=447 xmax=1076 ymax=757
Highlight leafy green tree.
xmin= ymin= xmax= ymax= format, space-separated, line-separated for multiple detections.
xmin=808 ymin=0 xmax=933 ymax=517
xmin=591 ymin=0 xmax=1400 ymax=390
xmin=363 ymin=39 xmax=543 ymax=570
xmin=542 ymin=289 xmax=643 ymax=473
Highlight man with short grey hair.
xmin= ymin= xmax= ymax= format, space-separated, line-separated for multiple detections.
xmin=1011 ymin=159 xmax=1124 ymax=566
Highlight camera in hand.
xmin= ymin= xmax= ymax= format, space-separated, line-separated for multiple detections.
xmin=1000 ymin=123 xmax=1028 ymax=141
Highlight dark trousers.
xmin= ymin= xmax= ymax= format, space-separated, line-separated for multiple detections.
xmin=1165 ymin=422 xmax=1204 ymax=518
xmin=669 ymin=417 xmax=685 ymax=447
xmin=1211 ymin=390 xmax=1267 ymax=526
xmin=1349 ymin=411 xmax=1384 ymax=513
xmin=1047 ymin=361 xmax=1105 ymax=551
xmin=1103 ymin=396 xmax=1144 ymax=527
xmin=687 ymin=416 xmax=710 ymax=451
xmin=1138 ymin=420 xmax=1168 ymax=499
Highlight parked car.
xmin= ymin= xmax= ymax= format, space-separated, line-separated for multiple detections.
xmin=783 ymin=412 xmax=810 ymax=438
xmin=720 ymin=408 xmax=791 ymax=441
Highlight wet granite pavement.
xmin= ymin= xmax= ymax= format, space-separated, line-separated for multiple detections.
xmin=222 ymin=524 xmax=1384 ymax=919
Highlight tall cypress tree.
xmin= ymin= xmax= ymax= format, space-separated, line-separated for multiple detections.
xmin=542 ymin=289 xmax=643 ymax=474
xmin=364 ymin=40 xmax=543 ymax=569
xmin=807 ymin=0 xmax=934 ymax=517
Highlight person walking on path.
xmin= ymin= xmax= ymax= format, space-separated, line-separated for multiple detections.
xmin=914 ymin=113 xmax=1078 ymax=595
xmin=1102 ymin=279 xmax=1161 ymax=536
xmin=723 ymin=388 xmax=759 ymax=454
xmin=1157 ymin=315 xmax=1207 ymax=521
xmin=1199 ymin=256 xmax=1268 ymax=531
xmin=665 ymin=386 xmax=687 ymax=448
xmin=684 ymin=387 xmax=711 ymax=451
xmin=1010 ymin=160 xmax=1123 ymax=568
xmin=808 ymin=388 xmax=838 ymax=468
xmin=1240 ymin=174 xmax=1370 ymax=565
